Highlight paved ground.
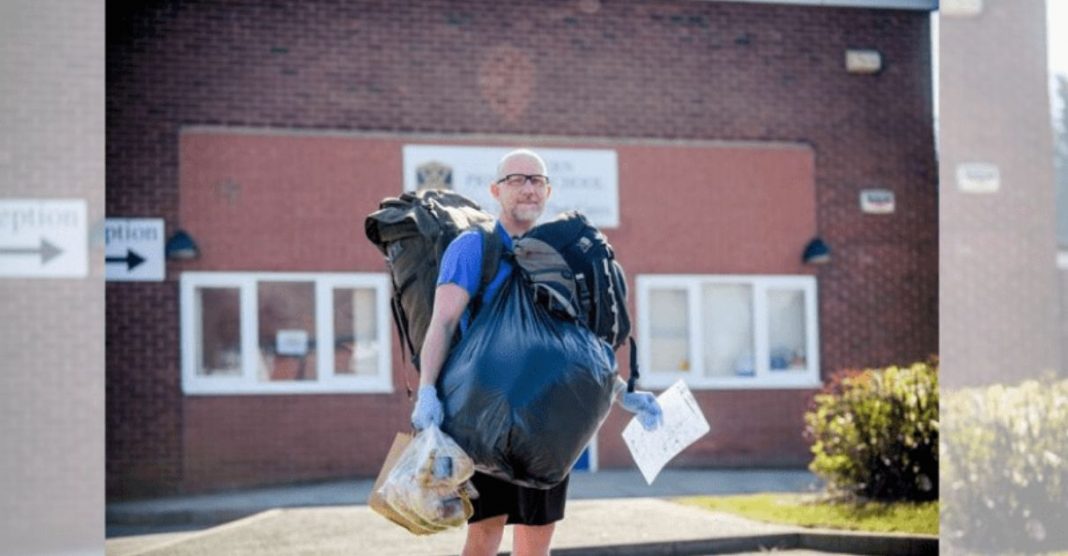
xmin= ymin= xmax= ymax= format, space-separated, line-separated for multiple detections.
xmin=105 ymin=469 xmax=938 ymax=555
xmin=106 ymin=499 xmax=796 ymax=555
xmin=107 ymin=468 xmax=824 ymax=534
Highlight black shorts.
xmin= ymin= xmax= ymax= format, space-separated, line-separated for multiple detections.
xmin=467 ymin=471 xmax=570 ymax=526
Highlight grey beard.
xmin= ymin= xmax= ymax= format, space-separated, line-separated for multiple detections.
xmin=511 ymin=205 xmax=543 ymax=223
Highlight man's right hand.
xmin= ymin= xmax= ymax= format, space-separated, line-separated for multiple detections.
xmin=411 ymin=384 xmax=444 ymax=431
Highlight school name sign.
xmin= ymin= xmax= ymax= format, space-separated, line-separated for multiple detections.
xmin=402 ymin=145 xmax=620 ymax=228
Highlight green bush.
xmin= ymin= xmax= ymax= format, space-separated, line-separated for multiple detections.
xmin=941 ymin=374 xmax=1068 ymax=553
xmin=803 ymin=358 xmax=939 ymax=502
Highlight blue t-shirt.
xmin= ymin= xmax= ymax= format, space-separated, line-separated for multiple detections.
xmin=436 ymin=221 xmax=515 ymax=336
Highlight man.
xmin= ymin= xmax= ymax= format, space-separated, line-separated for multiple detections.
xmin=410 ymin=148 xmax=663 ymax=556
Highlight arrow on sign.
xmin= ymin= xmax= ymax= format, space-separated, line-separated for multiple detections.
xmin=0 ymin=238 xmax=64 ymax=265
xmin=106 ymin=249 xmax=146 ymax=271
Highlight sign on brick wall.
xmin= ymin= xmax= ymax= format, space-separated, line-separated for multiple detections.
xmin=105 ymin=218 xmax=164 ymax=281
xmin=402 ymin=145 xmax=620 ymax=228
xmin=0 ymin=199 xmax=88 ymax=278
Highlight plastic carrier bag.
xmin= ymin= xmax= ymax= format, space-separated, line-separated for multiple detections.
xmin=376 ymin=424 xmax=479 ymax=535
xmin=439 ymin=272 xmax=617 ymax=489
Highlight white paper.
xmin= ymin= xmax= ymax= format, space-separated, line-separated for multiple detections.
xmin=621 ymin=379 xmax=711 ymax=485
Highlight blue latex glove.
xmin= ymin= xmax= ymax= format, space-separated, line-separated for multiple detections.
xmin=614 ymin=377 xmax=663 ymax=432
xmin=411 ymin=384 xmax=444 ymax=431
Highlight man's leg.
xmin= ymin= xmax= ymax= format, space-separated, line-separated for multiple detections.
xmin=462 ymin=514 xmax=508 ymax=556
xmin=512 ymin=522 xmax=557 ymax=556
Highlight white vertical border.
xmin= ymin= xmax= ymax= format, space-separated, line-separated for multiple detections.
xmin=588 ymin=432 xmax=599 ymax=472
xmin=688 ymin=281 xmax=702 ymax=376
xmin=376 ymin=276 xmax=393 ymax=384
xmin=752 ymin=282 xmax=770 ymax=380
xmin=241 ymin=277 xmax=258 ymax=382
xmin=806 ymin=278 xmax=821 ymax=380
xmin=315 ymin=280 xmax=334 ymax=382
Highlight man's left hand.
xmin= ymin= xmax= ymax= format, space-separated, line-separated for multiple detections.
xmin=619 ymin=389 xmax=664 ymax=432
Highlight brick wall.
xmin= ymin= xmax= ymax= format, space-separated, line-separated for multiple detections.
xmin=106 ymin=0 xmax=936 ymax=498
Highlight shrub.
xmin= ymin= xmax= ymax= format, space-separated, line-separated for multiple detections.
xmin=941 ymin=373 xmax=1068 ymax=553
xmin=804 ymin=358 xmax=939 ymax=502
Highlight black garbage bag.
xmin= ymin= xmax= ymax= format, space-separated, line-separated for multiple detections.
xmin=438 ymin=272 xmax=617 ymax=489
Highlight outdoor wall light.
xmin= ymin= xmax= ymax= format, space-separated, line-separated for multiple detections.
xmin=845 ymin=49 xmax=882 ymax=74
xmin=803 ymin=237 xmax=831 ymax=265
xmin=165 ymin=229 xmax=200 ymax=260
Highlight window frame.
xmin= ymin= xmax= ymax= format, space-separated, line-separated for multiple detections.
xmin=636 ymin=274 xmax=821 ymax=390
xmin=180 ymin=271 xmax=393 ymax=395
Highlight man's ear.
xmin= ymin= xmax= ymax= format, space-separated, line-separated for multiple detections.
xmin=490 ymin=181 xmax=501 ymax=200
xmin=544 ymin=184 xmax=552 ymax=200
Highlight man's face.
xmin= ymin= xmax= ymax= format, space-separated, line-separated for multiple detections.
xmin=491 ymin=155 xmax=552 ymax=224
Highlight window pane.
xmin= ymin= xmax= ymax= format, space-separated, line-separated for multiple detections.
xmin=649 ymin=289 xmax=690 ymax=372
xmin=768 ymin=289 xmax=808 ymax=372
xmin=257 ymin=281 xmax=317 ymax=382
xmin=701 ymin=284 xmax=755 ymax=377
xmin=196 ymin=287 xmax=241 ymax=376
xmin=333 ymin=287 xmax=379 ymax=376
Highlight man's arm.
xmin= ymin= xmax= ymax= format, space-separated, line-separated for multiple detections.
xmin=409 ymin=283 xmax=469 ymax=430
xmin=418 ymin=283 xmax=470 ymax=388
xmin=410 ymin=231 xmax=482 ymax=431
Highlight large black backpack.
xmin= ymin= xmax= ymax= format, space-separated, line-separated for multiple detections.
xmin=514 ymin=211 xmax=630 ymax=347
xmin=365 ymin=189 xmax=503 ymax=371
xmin=512 ymin=210 xmax=640 ymax=391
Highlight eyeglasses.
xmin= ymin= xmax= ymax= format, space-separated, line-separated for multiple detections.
xmin=496 ymin=173 xmax=550 ymax=189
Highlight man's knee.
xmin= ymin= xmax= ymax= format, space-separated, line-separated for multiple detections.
xmin=513 ymin=522 xmax=556 ymax=556
xmin=463 ymin=515 xmax=508 ymax=556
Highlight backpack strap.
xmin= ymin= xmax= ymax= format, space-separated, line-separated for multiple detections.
xmin=469 ymin=223 xmax=505 ymax=321
xmin=628 ymin=336 xmax=640 ymax=393
xmin=388 ymin=279 xmax=417 ymax=399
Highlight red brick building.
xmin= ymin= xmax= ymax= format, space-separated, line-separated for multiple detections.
xmin=106 ymin=0 xmax=937 ymax=499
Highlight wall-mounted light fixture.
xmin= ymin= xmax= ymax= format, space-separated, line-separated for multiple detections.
xmin=803 ymin=237 xmax=831 ymax=265
xmin=845 ymin=49 xmax=882 ymax=74
xmin=165 ymin=229 xmax=200 ymax=260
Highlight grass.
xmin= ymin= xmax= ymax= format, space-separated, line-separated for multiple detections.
xmin=675 ymin=492 xmax=939 ymax=536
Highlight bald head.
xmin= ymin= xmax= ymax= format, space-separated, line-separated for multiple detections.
xmin=496 ymin=149 xmax=548 ymax=181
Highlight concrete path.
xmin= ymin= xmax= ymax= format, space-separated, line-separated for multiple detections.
xmin=107 ymin=469 xmax=823 ymax=531
xmin=105 ymin=498 xmax=853 ymax=555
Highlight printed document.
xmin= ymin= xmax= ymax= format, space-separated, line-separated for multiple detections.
xmin=621 ymin=379 xmax=710 ymax=485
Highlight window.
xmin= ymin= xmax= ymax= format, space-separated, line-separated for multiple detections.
xmin=637 ymin=275 xmax=820 ymax=389
xmin=180 ymin=272 xmax=392 ymax=395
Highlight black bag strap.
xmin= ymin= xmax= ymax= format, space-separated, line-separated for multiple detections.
xmin=628 ymin=336 xmax=640 ymax=393
xmin=469 ymin=223 xmax=505 ymax=320
xmin=389 ymin=283 xmax=417 ymax=400
xmin=390 ymin=295 xmax=416 ymax=365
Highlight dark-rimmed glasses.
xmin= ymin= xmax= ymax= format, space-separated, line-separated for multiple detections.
xmin=496 ymin=173 xmax=550 ymax=189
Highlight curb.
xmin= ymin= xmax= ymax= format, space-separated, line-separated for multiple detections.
xmin=551 ymin=534 xmax=796 ymax=555
xmin=799 ymin=530 xmax=938 ymax=555
xmin=107 ymin=507 xmax=279 ymax=527
xmin=549 ymin=531 xmax=938 ymax=556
